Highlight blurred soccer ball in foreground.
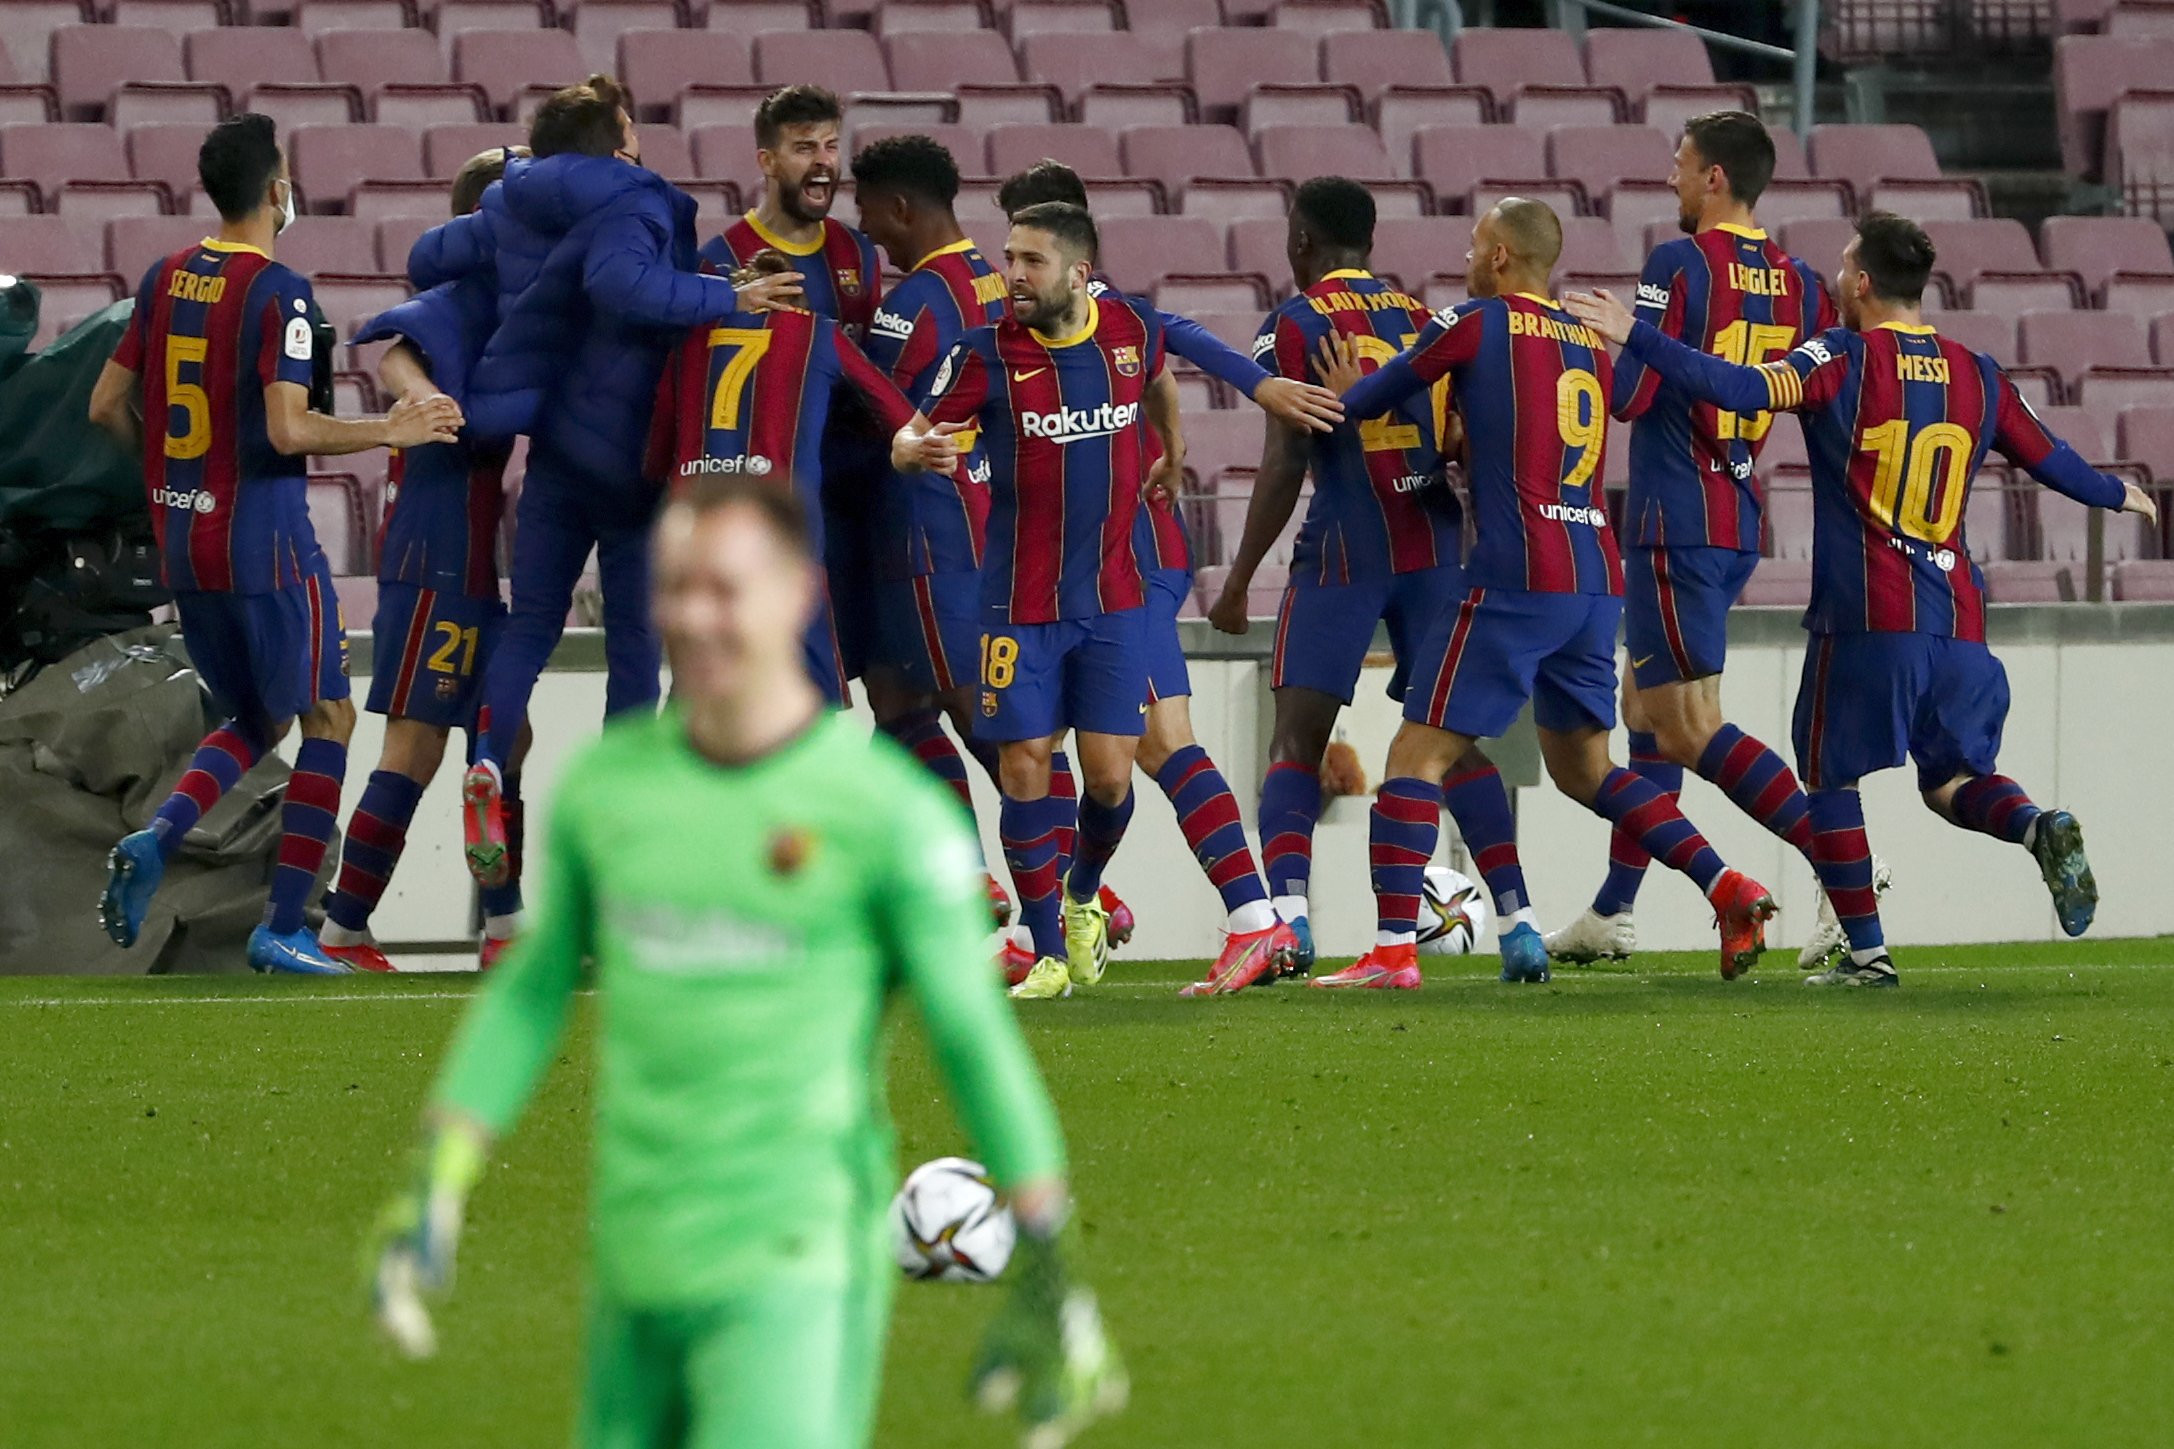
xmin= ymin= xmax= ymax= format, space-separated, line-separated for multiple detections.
xmin=1416 ymin=867 xmax=1489 ymax=956
xmin=890 ymin=1156 xmax=1015 ymax=1283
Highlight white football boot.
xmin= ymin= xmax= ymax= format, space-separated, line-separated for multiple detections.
xmin=1542 ymin=907 xmax=1635 ymax=964
xmin=1799 ymin=856 xmax=1893 ymax=971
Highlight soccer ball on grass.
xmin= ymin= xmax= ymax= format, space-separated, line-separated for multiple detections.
xmin=1416 ymin=866 xmax=1489 ymax=956
xmin=890 ymin=1156 xmax=1015 ymax=1283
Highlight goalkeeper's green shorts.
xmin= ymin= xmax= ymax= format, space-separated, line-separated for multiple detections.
xmin=577 ymin=1252 xmax=894 ymax=1449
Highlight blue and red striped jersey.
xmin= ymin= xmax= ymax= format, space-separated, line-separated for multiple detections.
xmin=1621 ymin=319 xmax=2128 ymax=641
xmin=647 ymin=307 xmax=918 ymax=551
xmin=1254 ymin=268 xmax=1461 ymax=585
xmin=113 ymin=240 xmax=319 ymax=594
xmin=919 ymin=293 xmax=1167 ymax=624
xmin=376 ymin=439 xmax=508 ymax=599
xmin=1341 ymin=293 xmax=1623 ymax=596
xmin=863 ymin=239 xmax=1008 ymax=578
xmin=700 ymin=213 xmax=881 ymax=341
xmin=1615 ymin=224 xmax=1834 ymax=552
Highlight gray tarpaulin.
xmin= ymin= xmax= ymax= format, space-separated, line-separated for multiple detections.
xmin=0 ymin=623 xmax=338 ymax=975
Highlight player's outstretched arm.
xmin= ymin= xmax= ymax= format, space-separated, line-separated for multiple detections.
xmin=1143 ymin=364 xmax=1184 ymax=505
xmin=87 ymin=358 xmax=142 ymax=453
xmin=405 ymin=210 xmax=494 ymax=291
xmin=581 ymin=211 xmax=801 ymax=327
xmin=893 ymin=416 xmax=967 ymax=473
xmin=1210 ymin=416 xmax=1309 ymax=635
xmin=376 ymin=341 xmax=449 ymax=409
xmin=1991 ymin=370 xmax=2150 ymax=518
xmin=1566 ymin=289 xmax=1787 ymax=418
xmin=1316 ymin=331 xmax=1422 ymax=419
xmin=265 ymin=380 xmax=461 ymax=458
xmin=1154 ymin=306 xmax=1341 ymax=433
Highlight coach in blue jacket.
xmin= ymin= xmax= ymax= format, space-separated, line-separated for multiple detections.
xmin=404 ymin=75 xmax=800 ymax=887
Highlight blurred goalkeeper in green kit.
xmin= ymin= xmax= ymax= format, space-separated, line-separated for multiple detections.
xmin=368 ymin=472 xmax=1125 ymax=1448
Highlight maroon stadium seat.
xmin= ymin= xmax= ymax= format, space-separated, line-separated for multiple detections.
xmin=24 ymin=270 xmax=123 ymax=348
xmin=752 ymin=30 xmax=890 ymax=94
xmin=1157 ymin=272 xmax=1271 ymax=313
xmin=2020 ymin=310 xmax=2152 ymax=390
xmin=1122 ymin=0 xmax=1221 ymax=77
xmin=1766 ymin=126 xmax=1809 ymax=178
xmin=1003 ymin=0 xmax=1117 ymax=45
xmin=290 ymin=123 xmax=425 ymax=212
xmin=869 ymin=0 xmax=987 ymax=34
xmin=319 ymin=29 xmax=447 ymax=92
xmin=618 ymin=31 xmax=751 ymax=122
xmin=1181 ymin=410 xmax=1267 ymax=497
xmin=1412 ymin=123 xmax=1540 ymax=211
xmin=885 ymin=30 xmax=1018 ymax=92
xmin=2034 ymin=402 xmax=2115 ymax=460
xmin=1254 ymin=123 xmax=1395 ymax=183
xmin=187 ymin=27 xmax=320 ymax=99
xmin=375 ymin=211 xmax=436 ymax=271
xmin=1968 ymin=271 xmax=2086 ymax=314
xmin=984 ymin=121 xmax=1118 ymax=178
xmin=1505 ymin=85 xmax=1624 ymax=129
xmin=853 ymin=120 xmax=979 ymax=165
xmin=954 ymin=83 xmax=1059 ymax=129
xmin=1556 ymin=215 xmax=1625 ymax=276
xmin=1979 ymin=561 xmax=2074 ymax=602
xmin=2052 ymin=33 xmax=2174 ymax=179
xmin=1018 ymin=34 xmax=1172 ymax=104
xmin=1776 ymin=216 xmax=1855 ymax=273
xmin=3 ymin=121 xmax=127 ymax=204
xmin=1321 ymin=29 xmax=1453 ymax=95
xmin=1924 ymin=308 xmax=2016 ymax=363
xmin=1600 ymin=179 xmax=1676 ymax=264
xmin=1097 ymin=214 xmax=1220 ymax=294
xmin=689 ymin=121 xmax=753 ymax=179
xmin=2077 ymin=364 xmax=2174 ymax=437
xmin=294 ymin=0 xmax=416 ymax=32
xmin=2109 ymin=1 xmax=2174 ymax=36
xmin=1805 ymin=121 xmax=1942 ymax=183
xmin=1176 ymin=176 xmax=1289 ymax=226
xmin=1422 ymin=272 xmax=1466 ymax=310
xmin=567 ymin=0 xmax=683 ymax=81
xmin=702 ymin=0 xmax=812 ymax=29
xmin=1120 ymin=122 xmax=1254 ymax=196
xmin=372 ymin=83 xmax=489 ymax=126
xmin=0 ymin=72 xmax=58 ymax=125
xmin=108 ymin=82 xmax=225 ymax=129
xmin=1449 ymin=25 xmax=1582 ymax=109
xmin=51 ymin=24 xmax=181 ymax=121
xmin=2040 ymin=212 xmax=2174 ymax=295
xmin=1866 ymin=177 xmax=1986 ymax=220
xmin=636 ymin=123 xmax=690 ymax=178
xmin=1368 ymin=214 xmax=1463 ymax=293
xmin=0 ymin=214 xmax=94 ymax=272
xmin=2118 ymin=401 xmax=2174 ymax=474
xmin=423 ymin=122 xmax=516 ymax=177
xmin=1639 ymin=83 xmax=1758 ymax=138
xmin=1750 ymin=178 xmax=1850 ymax=229
xmin=1374 ymin=86 xmax=1490 ymax=176
xmin=1545 ymin=124 xmax=1672 ymax=200
xmin=2112 ymin=558 xmax=2174 ymax=599
xmin=349 ymin=178 xmax=453 ymax=220
xmin=1074 ymin=82 xmax=1191 ymax=129
xmin=281 ymin=214 xmax=381 ymax=274
xmin=0 ymin=0 xmax=87 ymax=85
xmin=1239 ymin=84 xmax=1359 ymax=136
xmin=433 ymin=0 xmax=553 ymax=52
xmin=1268 ymin=0 xmax=1384 ymax=34
xmin=1583 ymin=25 xmax=1715 ymax=94
xmin=2106 ymin=87 xmax=2174 ymax=214
xmin=52 ymin=179 xmax=170 ymax=226
xmin=1467 ymin=177 xmax=1584 ymax=220
xmin=105 ymin=213 xmax=200 ymax=275
xmin=838 ymin=94 xmax=950 ymax=134
xmin=1185 ymin=27 xmax=1317 ymax=123
xmin=452 ymin=31 xmax=584 ymax=115
xmin=1923 ymin=218 xmax=2041 ymax=286
xmin=2103 ymin=270 xmax=2174 ymax=314
xmin=248 ymin=83 xmax=365 ymax=132
xmin=1737 ymin=557 xmax=1811 ymax=607
xmin=1225 ymin=215 xmax=1284 ymax=281
xmin=124 ymin=120 xmax=210 ymax=196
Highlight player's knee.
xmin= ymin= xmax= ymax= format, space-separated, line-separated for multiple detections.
xmin=303 ymin=695 xmax=357 ymax=742
xmin=997 ymin=741 xmax=1051 ymax=798
xmin=1384 ymin=721 xmax=1462 ymax=783
xmin=381 ymin=719 xmax=449 ymax=782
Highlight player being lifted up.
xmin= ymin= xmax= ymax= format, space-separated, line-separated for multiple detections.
xmin=916 ymin=202 xmax=1174 ymax=1000
xmin=993 ymin=161 xmax=1344 ymax=996
xmin=1566 ymin=213 xmax=2157 ymax=987
xmin=847 ymin=136 xmax=1015 ymax=924
xmin=1316 ymin=198 xmax=1778 ymax=988
xmin=89 ymin=114 xmax=461 ymax=975
xmin=318 ymin=148 xmax=528 ymax=974
xmin=369 ymin=476 xmax=1123 ymax=1449
xmin=1211 ymin=176 xmax=1533 ymax=980
xmin=1546 ymin=110 xmax=1857 ymax=971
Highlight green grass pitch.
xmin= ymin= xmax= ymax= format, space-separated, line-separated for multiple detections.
xmin=5 ymin=941 xmax=2173 ymax=1448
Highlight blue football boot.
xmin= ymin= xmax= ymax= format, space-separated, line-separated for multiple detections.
xmin=99 ymin=829 xmax=165 ymax=947
xmin=1280 ymin=915 xmax=1316 ymax=980
xmin=1499 ymin=921 xmax=1551 ymax=983
xmin=2030 ymin=810 xmax=2097 ymax=938
xmin=247 ymin=924 xmax=352 ymax=975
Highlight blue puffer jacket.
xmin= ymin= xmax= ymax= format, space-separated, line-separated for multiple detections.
xmin=406 ymin=153 xmax=741 ymax=490
xmin=350 ymin=274 xmax=497 ymax=408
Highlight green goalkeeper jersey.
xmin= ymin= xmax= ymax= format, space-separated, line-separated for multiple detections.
xmin=430 ymin=708 xmax=1066 ymax=1306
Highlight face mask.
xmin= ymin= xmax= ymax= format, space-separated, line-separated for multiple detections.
xmin=274 ymin=179 xmax=295 ymax=235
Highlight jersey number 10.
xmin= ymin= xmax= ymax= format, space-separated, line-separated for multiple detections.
xmin=1861 ymin=419 xmax=1971 ymax=545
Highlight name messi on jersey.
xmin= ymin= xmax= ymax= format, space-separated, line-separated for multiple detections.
xmin=1728 ymin=263 xmax=1796 ymax=298
xmin=1019 ymin=400 xmax=1139 ymax=442
xmin=1895 ymin=352 xmax=1951 ymax=383
xmin=1507 ymin=311 xmax=1601 ymax=348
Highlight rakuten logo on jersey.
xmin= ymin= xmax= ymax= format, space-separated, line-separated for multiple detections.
xmin=1018 ymin=400 xmax=1139 ymax=442
xmin=1538 ymin=500 xmax=1607 ymax=528
xmin=152 ymin=486 xmax=215 ymax=514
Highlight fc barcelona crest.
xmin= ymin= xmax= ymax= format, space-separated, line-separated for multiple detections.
xmin=1112 ymin=344 xmax=1142 ymax=378
xmin=767 ymin=826 xmax=817 ymax=877
xmin=837 ymin=267 xmax=862 ymax=297
xmin=435 ymin=676 xmax=458 ymax=701
xmin=981 ymin=691 xmax=999 ymax=718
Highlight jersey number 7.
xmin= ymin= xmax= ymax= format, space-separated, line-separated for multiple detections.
xmin=706 ymin=327 xmax=774 ymax=432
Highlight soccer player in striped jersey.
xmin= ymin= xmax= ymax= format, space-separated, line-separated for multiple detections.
xmin=1549 ymin=110 xmax=1854 ymax=970
xmin=316 ymin=149 xmax=527 ymax=974
xmin=1567 ymin=213 xmax=2158 ymax=987
xmin=701 ymin=84 xmax=889 ymax=694
xmin=647 ymin=250 xmax=959 ymax=702
xmin=1317 ymin=198 xmax=1777 ymax=988
xmin=1212 ymin=177 xmax=1531 ymax=981
xmin=848 ymin=135 xmax=1015 ymax=926
xmin=87 ymin=114 xmax=461 ymax=974
xmin=993 ymin=161 xmax=1341 ymax=995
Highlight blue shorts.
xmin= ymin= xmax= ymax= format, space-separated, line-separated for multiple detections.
xmin=872 ymin=570 xmax=981 ymax=695
xmin=803 ymin=586 xmax=849 ymax=707
xmin=1404 ymin=587 xmax=1621 ymax=737
xmin=1144 ymin=567 xmax=1192 ymax=704
xmin=974 ymin=605 xmax=1148 ymax=742
xmin=365 ymin=583 xmax=503 ymax=729
xmin=1271 ymin=562 xmax=1467 ymax=704
xmin=176 ymin=553 xmax=350 ymax=724
xmin=823 ymin=496 xmax=876 ymax=684
xmin=1793 ymin=631 xmax=2009 ymax=791
xmin=1623 ymin=544 xmax=1760 ymax=689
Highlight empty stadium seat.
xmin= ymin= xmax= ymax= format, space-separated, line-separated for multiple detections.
xmin=290 ymin=123 xmax=425 ymax=212
xmin=1018 ymin=32 xmax=1170 ymax=103
xmin=2105 ymin=271 xmax=2174 ymax=314
xmin=1254 ymin=123 xmax=1395 ymax=182
xmin=617 ymin=30 xmax=749 ymax=122
xmin=1003 ymin=0 xmax=1118 ymax=45
xmin=2077 ymin=364 xmax=2174 ymax=436
xmin=432 ymin=0 xmax=553 ymax=51
xmin=54 ymin=178 xmax=168 ymax=226
xmin=2040 ymin=213 xmax=2174 ymax=296
xmin=0 ymin=0 xmax=87 ymax=85
xmin=186 ymin=27 xmax=318 ymax=100
xmin=1750 ymin=178 xmax=1851 ymax=229
xmin=1269 ymin=0 xmax=1384 ymax=34
xmin=1599 ymin=179 xmax=1676 ymax=263
xmin=3 ymin=121 xmax=127 ymax=204
xmin=1412 ymin=123 xmax=1541 ymax=211
xmin=752 ymin=29 xmax=889 ymax=93
xmin=1806 ymin=122 xmax=1943 ymax=185
xmin=108 ymin=81 xmax=223 ymax=129
xmin=1322 ymin=29 xmax=1453 ymax=95
xmin=886 ymin=29 xmax=1017 ymax=91
xmin=1187 ymin=28 xmax=1319 ymax=124
xmin=567 ymin=0 xmax=681 ymax=81
xmin=105 ymin=212 xmax=199 ymax=276
xmin=51 ymin=24 xmax=180 ymax=121
xmin=2112 ymin=558 xmax=2174 ymax=598
xmin=1120 ymin=122 xmax=1254 ymax=196
xmin=281 ymin=213 xmax=380 ymax=273
xmin=984 ymin=121 xmax=1118 ymax=178
xmin=1737 ymin=558 xmax=1811 ymax=607
xmin=1367 ymin=214 xmax=1463 ymax=293
xmin=1924 ymin=308 xmax=2016 ymax=362
xmin=1639 ymin=83 xmax=1758 ymax=138
xmin=1374 ymin=86 xmax=1490 ymax=177
xmin=1098 ymin=214 xmax=1221 ymax=295
xmin=1240 ymin=83 xmax=1360 ymax=135
xmin=453 ymin=30 xmax=583 ymax=116
xmin=1583 ymin=25 xmax=1714 ymax=95
xmin=1505 ymin=85 xmax=1623 ymax=129
xmin=1224 ymin=216 xmax=1284 ymax=282
xmin=1546 ymin=124 xmax=1671 ymax=199
xmin=1123 ymin=0 xmax=1222 ymax=77
xmin=249 ymin=83 xmax=364 ymax=132
xmin=123 ymin=119 xmax=208 ymax=196
xmin=1449 ymin=24 xmax=1582 ymax=108
xmin=22 ymin=270 xmax=122 ymax=348
xmin=1969 ymin=271 xmax=2087 ymax=314
xmin=1924 ymin=217 xmax=2042 ymax=285
xmin=869 ymin=0 xmax=986 ymax=34
xmin=318 ymin=28 xmax=446 ymax=92
xmin=1467 ymin=177 xmax=1583 ymax=220
xmin=421 ymin=122 xmax=511 ymax=177
xmin=2052 ymin=32 xmax=2174 ymax=179
xmin=1076 ymin=81 xmax=1193 ymax=129
xmin=1556 ymin=215 xmax=1625 ymax=277
xmin=2021 ymin=310 xmax=2153 ymax=390
xmin=0 ymin=214 xmax=94 ymax=273
xmin=1158 ymin=272 xmax=1270 ymax=312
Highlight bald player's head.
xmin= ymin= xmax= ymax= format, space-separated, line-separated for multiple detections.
xmin=1465 ymin=196 xmax=1562 ymax=299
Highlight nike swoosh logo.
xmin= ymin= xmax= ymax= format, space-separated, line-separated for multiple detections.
xmin=1011 ymin=368 xmax=1046 ymax=382
xmin=1631 ymin=654 xmax=1655 ymax=668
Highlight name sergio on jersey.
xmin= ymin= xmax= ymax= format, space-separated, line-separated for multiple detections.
xmin=1018 ymin=399 xmax=1140 ymax=442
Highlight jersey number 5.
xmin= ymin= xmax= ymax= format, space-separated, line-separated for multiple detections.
xmin=164 ymin=335 xmax=211 ymax=461
xmin=1861 ymin=419 xmax=1971 ymax=545
xmin=706 ymin=327 xmax=774 ymax=432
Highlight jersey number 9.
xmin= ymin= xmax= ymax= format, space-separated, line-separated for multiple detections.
xmin=1861 ymin=419 xmax=1971 ymax=545
xmin=1556 ymin=369 xmax=1605 ymax=493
